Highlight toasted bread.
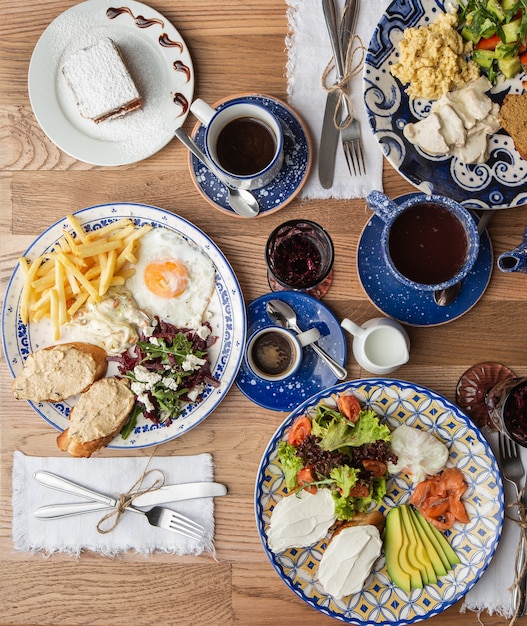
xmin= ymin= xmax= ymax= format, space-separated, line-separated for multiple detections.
xmin=332 ymin=510 xmax=386 ymax=538
xmin=57 ymin=377 xmax=135 ymax=457
xmin=12 ymin=342 xmax=107 ymax=402
xmin=499 ymin=93 xmax=527 ymax=160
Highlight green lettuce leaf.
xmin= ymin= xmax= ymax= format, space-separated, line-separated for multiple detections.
xmin=277 ymin=441 xmax=303 ymax=491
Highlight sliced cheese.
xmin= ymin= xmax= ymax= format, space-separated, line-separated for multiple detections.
xmin=318 ymin=525 xmax=382 ymax=599
xmin=267 ymin=489 xmax=336 ymax=553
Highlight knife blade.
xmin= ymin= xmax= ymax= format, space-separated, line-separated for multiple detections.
xmin=33 ymin=471 xmax=227 ymax=519
xmin=318 ymin=0 xmax=358 ymax=188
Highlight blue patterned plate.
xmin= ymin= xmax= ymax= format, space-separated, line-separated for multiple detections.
xmin=189 ymin=94 xmax=312 ymax=217
xmin=358 ymin=193 xmax=493 ymax=326
xmin=255 ymin=379 xmax=504 ymax=625
xmin=1 ymin=203 xmax=246 ymax=448
xmin=363 ymin=0 xmax=527 ymax=209
xmin=235 ymin=292 xmax=347 ymax=411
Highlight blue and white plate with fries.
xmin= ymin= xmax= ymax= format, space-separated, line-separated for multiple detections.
xmin=1 ymin=202 xmax=246 ymax=448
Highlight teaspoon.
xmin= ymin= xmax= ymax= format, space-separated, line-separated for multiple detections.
xmin=174 ymin=128 xmax=260 ymax=218
xmin=433 ymin=210 xmax=494 ymax=307
xmin=266 ymin=299 xmax=347 ymax=380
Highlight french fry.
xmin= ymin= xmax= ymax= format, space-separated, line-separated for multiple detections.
xmin=18 ymin=216 xmax=151 ymax=337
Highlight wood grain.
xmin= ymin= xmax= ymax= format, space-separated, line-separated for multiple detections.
xmin=2 ymin=0 xmax=527 ymax=624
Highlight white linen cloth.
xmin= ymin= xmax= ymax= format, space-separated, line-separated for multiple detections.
xmin=462 ymin=431 xmax=527 ymax=619
xmin=286 ymin=0 xmax=389 ymax=199
xmin=12 ymin=451 xmax=216 ymax=556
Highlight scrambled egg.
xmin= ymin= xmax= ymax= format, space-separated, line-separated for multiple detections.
xmin=391 ymin=12 xmax=480 ymax=100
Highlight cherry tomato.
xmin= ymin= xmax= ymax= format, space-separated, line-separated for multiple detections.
xmin=287 ymin=416 xmax=311 ymax=446
xmin=297 ymin=466 xmax=317 ymax=494
xmin=337 ymin=394 xmax=361 ymax=422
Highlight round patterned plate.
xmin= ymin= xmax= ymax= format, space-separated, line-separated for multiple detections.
xmin=2 ymin=203 xmax=246 ymax=449
xmin=255 ymin=379 xmax=504 ymax=625
xmin=363 ymin=0 xmax=527 ymax=209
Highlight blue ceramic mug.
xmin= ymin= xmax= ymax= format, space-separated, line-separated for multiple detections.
xmin=366 ymin=191 xmax=480 ymax=292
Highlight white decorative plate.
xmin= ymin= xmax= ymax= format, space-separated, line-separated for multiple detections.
xmin=28 ymin=0 xmax=194 ymax=165
xmin=2 ymin=203 xmax=246 ymax=449
xmin=255 ymin=379 xmax=504 ymax=624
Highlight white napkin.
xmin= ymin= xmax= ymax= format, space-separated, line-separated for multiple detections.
xmin=12 ymin=451 xmax=217 ymax=557
xmin=462 ymin=431 xmax=527 ymax=619
xmin=286 ymin=0 xmax=388 ymax=199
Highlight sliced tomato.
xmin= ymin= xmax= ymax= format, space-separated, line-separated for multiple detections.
xmin=337 ymin=393 xmax=361 ymax=422
xmin=287 ymin=416 xmax=311 ymax=446
xmin=476 ymin=34 xmax=502 ymax=50
xmin=521 ymin=49 xmax=527 ymax=67
xmin=297 ymin=466 xmax=317 ymax=494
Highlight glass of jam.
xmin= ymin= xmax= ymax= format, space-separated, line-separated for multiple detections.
xmin=265 ymin=220 xmax=334 ymax=299
xmin=456 ymin=362 xmax=527 ymax=446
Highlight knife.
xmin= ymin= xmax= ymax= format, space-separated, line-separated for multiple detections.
xmin=33 ymin=471 xmax=227 ymax=519
xmin=318 ymin=0 xmax=358 ymax=188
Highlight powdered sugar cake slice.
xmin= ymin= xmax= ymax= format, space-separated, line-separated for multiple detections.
xmin=62 ymin=37 xmax=143 ymax=123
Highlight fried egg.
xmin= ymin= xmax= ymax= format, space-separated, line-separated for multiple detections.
xmin=125 ymin=228 xmax=215 ymax=328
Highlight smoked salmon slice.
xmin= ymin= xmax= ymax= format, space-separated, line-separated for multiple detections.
xmin=409 ymin=467 xmax=468 ymax=530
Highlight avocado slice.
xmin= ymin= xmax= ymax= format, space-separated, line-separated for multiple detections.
xmin=407 ymin=507 xmax=445 ymax=578
xmin=413 ymin=509 xmax=452 ymax=572
xmin=385 ymin=507 xmax=423 ymax=592
xmin=428 ymin=519 xmax=461 ymax=566
xmin=404 ymin=506 xmax=438 ymax=584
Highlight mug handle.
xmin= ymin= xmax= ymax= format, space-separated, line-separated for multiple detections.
xmin=365 ymin=190 xmax=400 ymax=222
xmin=190 ymin=98 xmax=217 ymax=125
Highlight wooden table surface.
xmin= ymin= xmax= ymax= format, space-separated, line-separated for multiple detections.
xmin=2 ymin=0 xmax=527 ymax=624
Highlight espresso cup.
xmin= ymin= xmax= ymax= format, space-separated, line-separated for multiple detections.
xmin=366 ymin=191 xmax=480 ymax=292
xmin=341 ymin=317 xmax=410 ymax=375
xmin=190 ymin=97 xmax=284 ymax=190
xmin=246 ymin=326 xmax=320 ymax=381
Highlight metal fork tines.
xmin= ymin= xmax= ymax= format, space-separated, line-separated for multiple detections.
xmin=128 ymin=505 xmax=204 ymax=541
xmin=498 ymin=432 xmax=527 ymax=616
xmin=341 ymin=118 xmax=366 ymax=176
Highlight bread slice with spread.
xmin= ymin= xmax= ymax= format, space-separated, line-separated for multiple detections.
xmin=12 ymin=342 xmax=108 ymax=402
xmin=57 ymin=377 xmax=135 ymax=457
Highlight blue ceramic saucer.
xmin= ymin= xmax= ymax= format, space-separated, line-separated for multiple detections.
xmin=357 ymin=193 xmax=493 ymax=326
xmin=189 ymin=94 xmax=312 ymax=218
xmin=235 ymin=292 xmax=347 ymax=411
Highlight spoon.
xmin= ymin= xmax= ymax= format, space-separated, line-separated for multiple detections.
xmin=174 ymin=128 xmax=260 ymax=218
xmin=266 ymin=299 xmax=347 ymax=380
xmin=433 ymin=210 xmax=495 ymax=307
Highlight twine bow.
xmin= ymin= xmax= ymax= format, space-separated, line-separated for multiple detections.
xmin=321 ymin=19 xmax=366 ymax=131
xmin=96 ymin=468 xmax=166 ymax=534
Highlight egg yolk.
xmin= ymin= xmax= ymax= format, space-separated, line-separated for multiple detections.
xmin=144 ymin=260 xmax=188 ymax=298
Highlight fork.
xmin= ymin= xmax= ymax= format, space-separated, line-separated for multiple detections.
xmin=498 ymin=432 xmax=527 ymax=615
xmin=322 ymin=0 xmax=366 ymax=177
xmin=33 ymin=470 xmax=204 ymax=541
xmin=126 ymin=504 xmax=204 ymax=541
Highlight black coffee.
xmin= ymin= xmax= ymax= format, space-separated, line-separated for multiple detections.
xmin=251 ymin=331 xmax=294 ymax=376
xmin=388 ymin=203 xmax=468 ymax=285
xmin=216 ymin=117 xmax=276 ymax=176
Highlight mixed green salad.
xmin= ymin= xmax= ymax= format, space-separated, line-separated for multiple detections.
xmin=277 ymin=394 xmax=397 ymax=521
xmin=458 ymin=0 xmax=527 ymax=81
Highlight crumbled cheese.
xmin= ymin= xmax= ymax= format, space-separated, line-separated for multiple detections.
xmin=182 ymin=354 xmax=206 ymax=371
xmin=196 ymin=325 xmax=211 ymax=340
xmin=187 ymin=383 xmax=205 ymax=402
xmin=163 ymin=377 xmax=180 ymax=391
xmin=133 ymin=364 xmax=162 ymax=385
